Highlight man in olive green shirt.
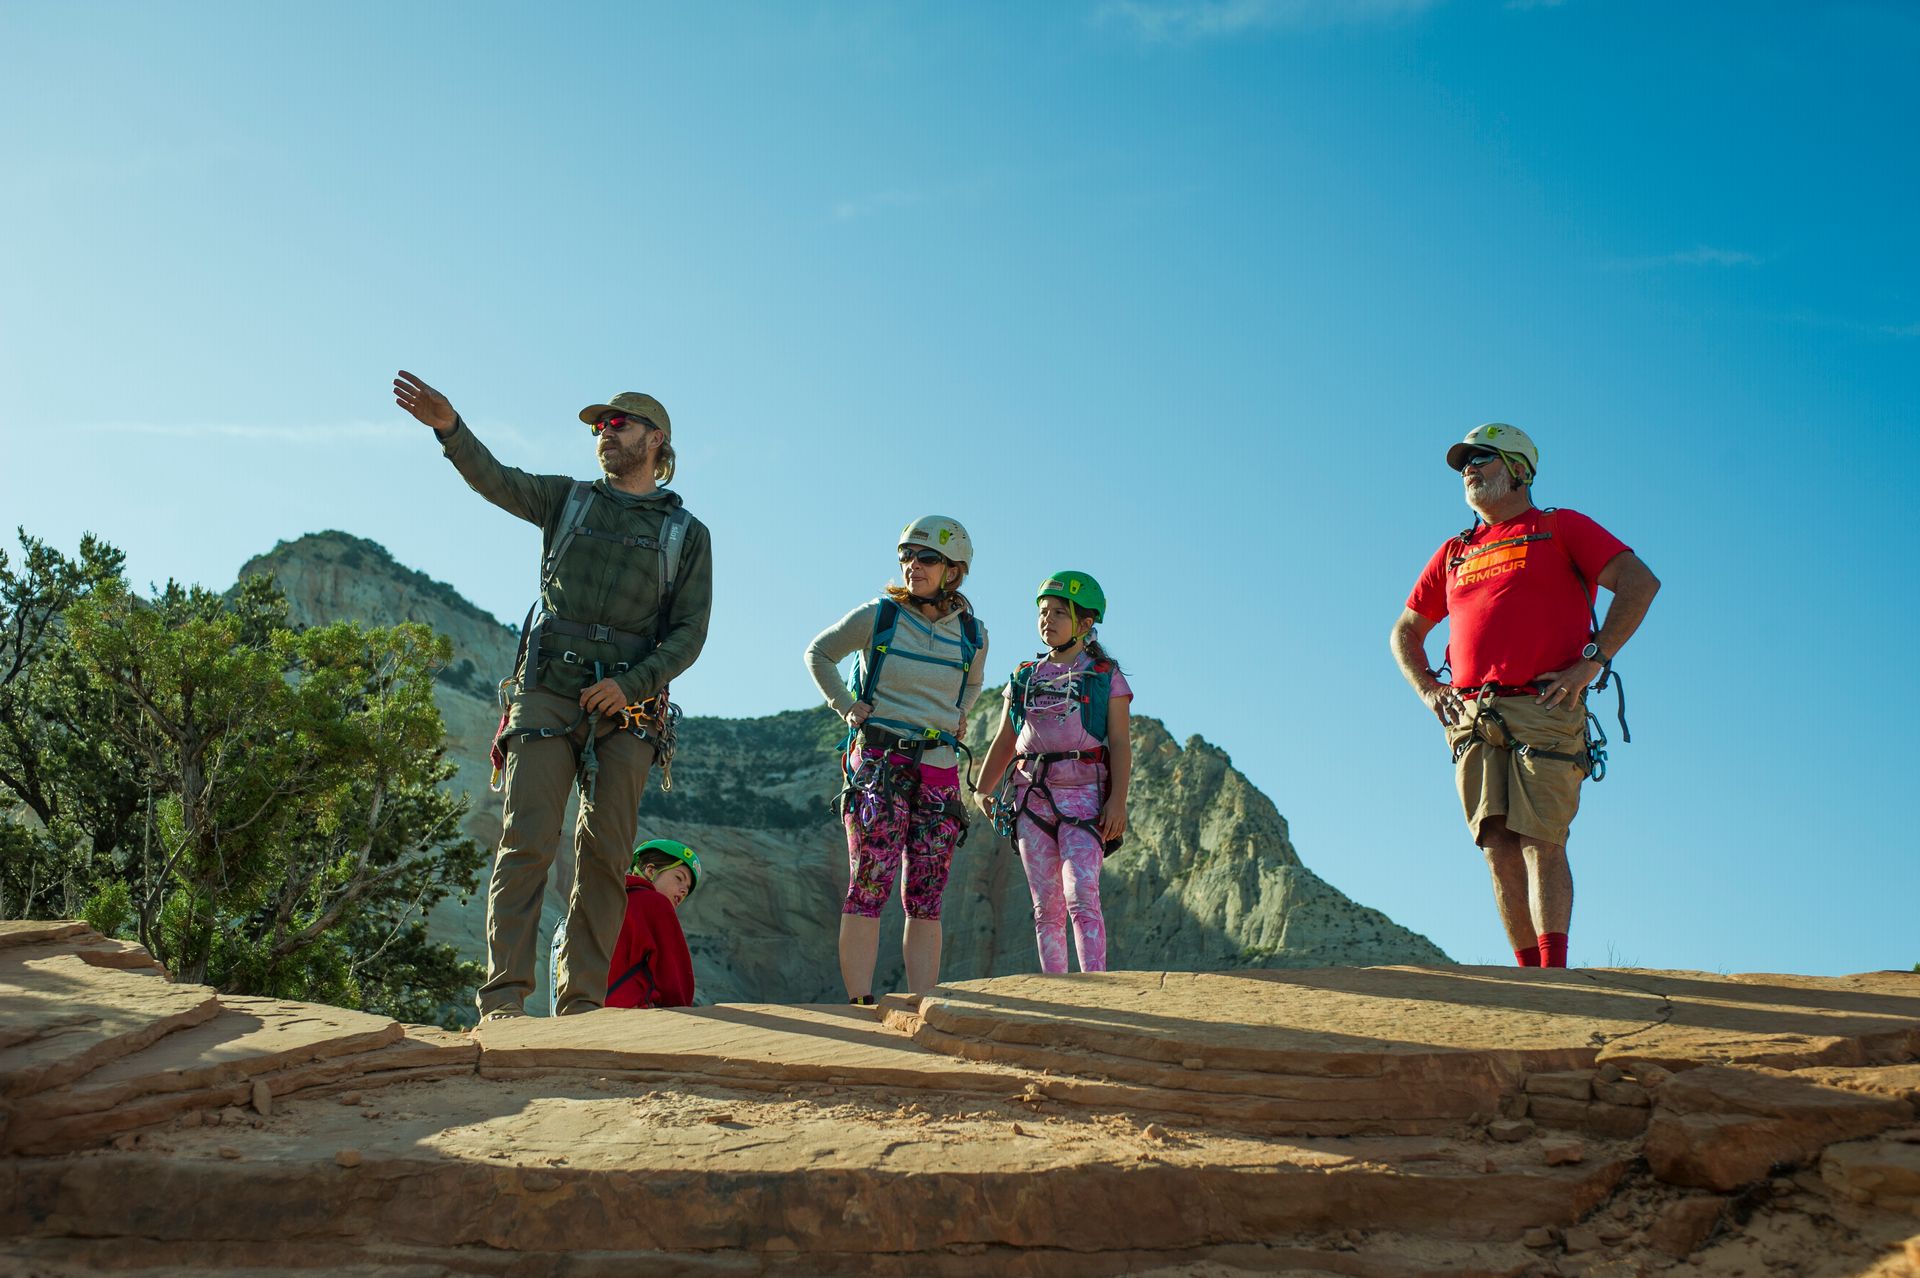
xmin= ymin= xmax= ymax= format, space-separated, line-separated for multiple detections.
xmin=394 ymin=372 xmax=713 ymax=1019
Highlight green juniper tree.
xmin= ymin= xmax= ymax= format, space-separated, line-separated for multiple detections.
xmin=0 ymin=530 xmax=484 ymax=1025
xmin=0 ymin=530 xmax=135 ymax=920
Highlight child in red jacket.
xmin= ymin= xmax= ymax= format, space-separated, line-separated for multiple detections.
xmin=605 ymin=838 xmax=701 ymax=1010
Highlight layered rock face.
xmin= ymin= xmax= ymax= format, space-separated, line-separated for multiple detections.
xmin=6 ymin=922 xmax=1920 ymax=1276
xmin=240 ymin=532 xmax=1447 ymax=1006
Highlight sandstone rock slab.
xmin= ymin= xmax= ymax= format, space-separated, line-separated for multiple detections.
xmin=1645 ymin=1196 xmax=1724 ymax=1257
xmin=1 ymin=1075 xmax=1634 ymax=1258
xmin=0 ymin=936 xmax=219 ymax=1099
xmin=0 ymin=920 xmax=93 ymax=952
xmin=475 ymin=1002 xmax=1033 ymax=1096
xmin=1824 ymin=1136 xmax=1920 ymax=1209
xmin=1598 ymin=968 xmax=1920 ymax=1071
xmin=1645 ymin=1065 xmax=1915 ymax=1190
xmin=5 ymin=1015 xmax=474 ymax=1156
xmin=15 ymin=995 xmax=402 ymax=1119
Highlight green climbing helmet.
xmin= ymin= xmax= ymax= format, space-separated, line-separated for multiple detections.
xmin=632 ymin=837 xmax=702 ymax=898
xmin=1036 ymin=570 xmax=1106 ymax=621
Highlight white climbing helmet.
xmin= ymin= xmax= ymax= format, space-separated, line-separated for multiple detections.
xmin=898 ymin=516 xmax=973 ymax=567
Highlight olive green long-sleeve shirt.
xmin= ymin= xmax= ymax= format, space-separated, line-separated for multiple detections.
xmin=440 ymin=417 xmax=713 ymax=704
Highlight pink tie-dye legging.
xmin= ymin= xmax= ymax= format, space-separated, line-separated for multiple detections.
xmin=1013 ymin=781 xmax=1107 ymax=973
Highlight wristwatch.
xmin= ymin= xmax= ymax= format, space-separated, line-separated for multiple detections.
xmin=1580 ymin=642 xmax=1610 ymax=664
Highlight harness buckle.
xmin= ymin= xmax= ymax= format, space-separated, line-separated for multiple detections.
xmin=561 ymin=650 xmax=581 ymax=665
xmin=587 ymin=623 xmax=612 ymax=642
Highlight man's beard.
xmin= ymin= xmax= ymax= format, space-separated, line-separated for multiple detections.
xmin=1468 ymin=464 xmax=1517 ymax=511
xmin=600 ymin=441 xmax=650 ymax=479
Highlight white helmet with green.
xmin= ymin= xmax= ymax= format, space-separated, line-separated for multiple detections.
xmin=899 ymin=516 xmax=973 ymax=567
xmin=1446 ymin=423 xmax=1539 ymax=483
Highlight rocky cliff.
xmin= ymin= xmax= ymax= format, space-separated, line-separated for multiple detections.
xmin=238 ymin=532 xmax=1448 ymax=1008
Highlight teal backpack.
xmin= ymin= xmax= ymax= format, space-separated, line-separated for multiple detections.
xmin=1008 ymin=658 xmax=1115 ymax=743
xmin=850 ymin=597 xmax=982 ymax=719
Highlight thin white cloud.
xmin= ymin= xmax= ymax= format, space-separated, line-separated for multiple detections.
xmin=1095 ymin=0 xmax=1438 ymax=41
xmin=108 ymin=421 xmax=417 ymax=444
xmin=1603 ymin=246 xmax=1764 ymax=271
xmin=831 ymin=189 xmax=923 ymax=221
xmin=79 ymin=417 xmax=545 ymax=451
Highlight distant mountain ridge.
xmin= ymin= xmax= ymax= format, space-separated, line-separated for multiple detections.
xmin=239 ymin=531 xmax=1449 ymax=1005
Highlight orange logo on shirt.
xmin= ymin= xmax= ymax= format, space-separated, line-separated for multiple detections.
xmin=1453 ymin=532 xmax=1550 ymax=588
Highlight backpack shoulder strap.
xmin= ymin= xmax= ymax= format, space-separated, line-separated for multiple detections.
xmin=954 ymin=610 xmax=981 ymax=707
xmin=541 ymin=481 xmax=598 ymax=594
xmin=1007 ymin=660 xmax=1038 ymax=734
xmin=508 ymin=482 xmax=598 ymax=690
xmin=1081 ymin=660 xmax=1113 ymax=744
xmin=653 ymin=507 xmax=693 ymax=643
xmin=853 ymin=598 xmax=900 ymax=703
xmin=1541 ymin=508 xmax=1597 ymax=616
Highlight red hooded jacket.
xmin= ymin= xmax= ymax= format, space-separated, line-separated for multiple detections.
xmin=605 ymin=875 xmax=695 ymax=1009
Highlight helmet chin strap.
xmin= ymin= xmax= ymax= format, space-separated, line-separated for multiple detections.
xmin=1047 ymin=626 xmax=1090 ymax=659
xmin=911 ymin=566 xmax=959 ymax=608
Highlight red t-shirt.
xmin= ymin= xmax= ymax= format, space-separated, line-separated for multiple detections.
xmin=1406 ymin=507 xmax=1630 ymax=691
xmin=605 ymin=876 xmax=695 ymax=1010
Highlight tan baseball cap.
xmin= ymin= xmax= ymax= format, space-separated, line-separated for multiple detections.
xmin=578 ymin=392 xmax=671 ymax=438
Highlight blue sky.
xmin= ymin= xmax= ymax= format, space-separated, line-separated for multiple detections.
xmin=4 ymin=1 xmax=1915 ymax=976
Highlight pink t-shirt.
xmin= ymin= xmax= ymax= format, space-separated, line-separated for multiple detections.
xmin=1006 ymin=656 xmax=1133 ymax=789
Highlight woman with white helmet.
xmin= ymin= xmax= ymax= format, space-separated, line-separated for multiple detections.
xmin=804 ymin=517 xmax=989 ymax=1004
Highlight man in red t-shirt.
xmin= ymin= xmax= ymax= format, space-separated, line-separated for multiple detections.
xmin=1390 ymin=423 xmax=1660 ymax=969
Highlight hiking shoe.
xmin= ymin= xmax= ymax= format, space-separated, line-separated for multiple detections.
xmin=849 ymin=994 xmax=877 ymax=1007
xmin=479 ymin=1007 xmax=526 ymax=1023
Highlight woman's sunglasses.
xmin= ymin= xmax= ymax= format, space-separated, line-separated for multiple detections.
xmin=898 ymin=548 xmax=947 ymax=566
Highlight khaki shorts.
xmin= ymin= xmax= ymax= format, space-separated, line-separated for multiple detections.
xmin=1444 ymin=692 xmax=1590 ymax=848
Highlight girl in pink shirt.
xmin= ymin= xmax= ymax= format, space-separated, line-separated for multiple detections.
xmin=975 ymin=572 xmax=1132 ymax=973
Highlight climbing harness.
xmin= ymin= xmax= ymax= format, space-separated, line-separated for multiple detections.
xmin=489 ymin=481 xmax=692 ymax=798
xmin=992 ymin=748 xmax=1119 ymax=857
xmin=1451 ymin=680 xmax=1610 ymax=783
xmin=838 ymin=724 xmax=974 ymax=848
xmin=834 ymin=596 xmax=981 ymax=844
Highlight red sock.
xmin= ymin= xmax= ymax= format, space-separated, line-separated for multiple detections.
xmin=1538 ymin=932 xmax=1569 ymax=968
xmin=1515 ymin=947 xmax=1542 ymax=967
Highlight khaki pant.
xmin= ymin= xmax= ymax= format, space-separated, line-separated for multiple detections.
xmin=477 ymin=687 xmax=653 ymax=1017
xmin=1444 ymin=692 xmax=1589 ymax=848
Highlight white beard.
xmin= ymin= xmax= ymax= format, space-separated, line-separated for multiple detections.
xmin=1468 ymin=464 xmax=1518 ymax=514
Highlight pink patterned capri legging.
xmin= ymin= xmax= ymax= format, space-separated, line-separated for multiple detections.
xmin=843 ymin=753 xmax=964 ymax=920
xmin=1013 ymin=781 xmax=1108 ymax=973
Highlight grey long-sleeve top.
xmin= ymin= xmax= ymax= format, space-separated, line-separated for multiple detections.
xmin=805 ymin=598 xmax=988 ymax=770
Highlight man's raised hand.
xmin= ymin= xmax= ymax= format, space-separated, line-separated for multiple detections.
xmin=393 ymin=371 xmax=457 ymax=434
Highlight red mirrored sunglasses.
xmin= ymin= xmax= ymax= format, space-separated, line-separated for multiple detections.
xmin=589 ymin=413 xmax=657 ymax=436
